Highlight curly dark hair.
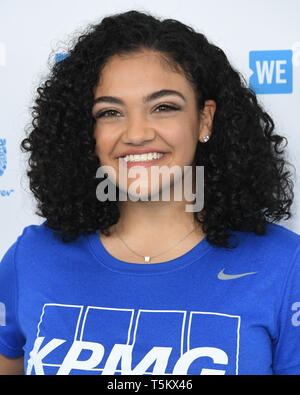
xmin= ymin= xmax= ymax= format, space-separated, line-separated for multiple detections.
xmin=21 ymin=10 xmax=295 ymax=249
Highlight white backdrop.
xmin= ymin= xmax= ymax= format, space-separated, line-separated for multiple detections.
xmin=0 ymin=0 xmax=299 ymax=259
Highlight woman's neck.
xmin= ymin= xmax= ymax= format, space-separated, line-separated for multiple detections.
xmin=100 ymin=199 xmax=205 ymax=264
xmin=117 ymin=199 xmax=200 ymax=235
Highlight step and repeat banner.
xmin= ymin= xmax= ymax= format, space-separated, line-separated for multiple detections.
xmin=0 ymin=0 xmax=299 ymax=259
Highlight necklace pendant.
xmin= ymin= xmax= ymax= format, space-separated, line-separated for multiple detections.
xmin=144 ymin=256 xmax=150 ymax=263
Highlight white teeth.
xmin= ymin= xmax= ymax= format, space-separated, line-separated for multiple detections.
xmin=122 ymin=152 xmax=164 ymax=163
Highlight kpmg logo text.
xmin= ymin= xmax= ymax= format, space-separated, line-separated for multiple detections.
xmin=0 ymin=139 xmax=7 ymax=177
xmin=249 ymin=50 xmax=293 ymax=94
xmin=27 ymin=304 xmax=241 ymax=375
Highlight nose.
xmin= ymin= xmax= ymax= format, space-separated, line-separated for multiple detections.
xmin=121 ymin=112 xmax=156 ymax=145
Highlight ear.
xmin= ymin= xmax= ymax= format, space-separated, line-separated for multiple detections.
xmin=198 ymin=100 xmax=216 ymax=142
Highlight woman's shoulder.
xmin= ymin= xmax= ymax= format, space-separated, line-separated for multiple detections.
xmin=4 ymin=221 xmax=93 ymax=273
xmin=11 ymin=220 xmax=89 ymax=259
xmin=0 ymin=221 xmax=57 ymax=271
xmin=230 ymin=222 xmax=300 ymax=268
xmin=249 ymin=222 xmax=299 ymax=249
xmin=16 ymin=220 xmax=59 ymax=247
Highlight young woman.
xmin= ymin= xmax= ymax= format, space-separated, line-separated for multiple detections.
xmin=0 ymin=10 xmax=299 ymax=375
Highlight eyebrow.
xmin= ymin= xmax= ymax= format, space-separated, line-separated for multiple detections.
xmin=93 ymin=89 xmax=186 ymax=107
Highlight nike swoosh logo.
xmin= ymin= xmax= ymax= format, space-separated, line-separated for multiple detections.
xmin=218 ymin=268 xmax=258 ymax=280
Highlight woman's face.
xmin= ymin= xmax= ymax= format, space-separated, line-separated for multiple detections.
xmin=93 ymin=49 xmax=215 ymax=200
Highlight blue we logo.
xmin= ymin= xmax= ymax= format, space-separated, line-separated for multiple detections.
xmin=249 ymin=50 xmax=293 ymax=94
xmin=55 ymin=53 xmax=69 ymax=63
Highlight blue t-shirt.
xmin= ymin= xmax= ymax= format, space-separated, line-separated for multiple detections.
xmin=0 ymin=221 xmax=300 ymax=375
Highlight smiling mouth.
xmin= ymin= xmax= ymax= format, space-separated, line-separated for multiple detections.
xmin=120 ymin=152 xmax=165 ymax=163
xmin=118 ymin=152 xmax=169 ymax=167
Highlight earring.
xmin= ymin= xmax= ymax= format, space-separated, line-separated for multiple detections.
xmin=202 ymin=136 xmax=210 ymax=143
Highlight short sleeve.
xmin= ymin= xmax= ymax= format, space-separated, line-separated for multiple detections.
xmin=273 ymin=245 xmax=300 ymax=374
xmin=0 ymin=241 xmax=25 ymax=358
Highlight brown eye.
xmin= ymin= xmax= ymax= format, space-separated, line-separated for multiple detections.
xmin=154 ymin=104 xmax=180 ymax=113
xmin=95 ymin=110 xmax=121 ymax=119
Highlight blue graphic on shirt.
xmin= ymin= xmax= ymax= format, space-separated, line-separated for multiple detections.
xmin=27 ymin=304 xmax=240 ymax=375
